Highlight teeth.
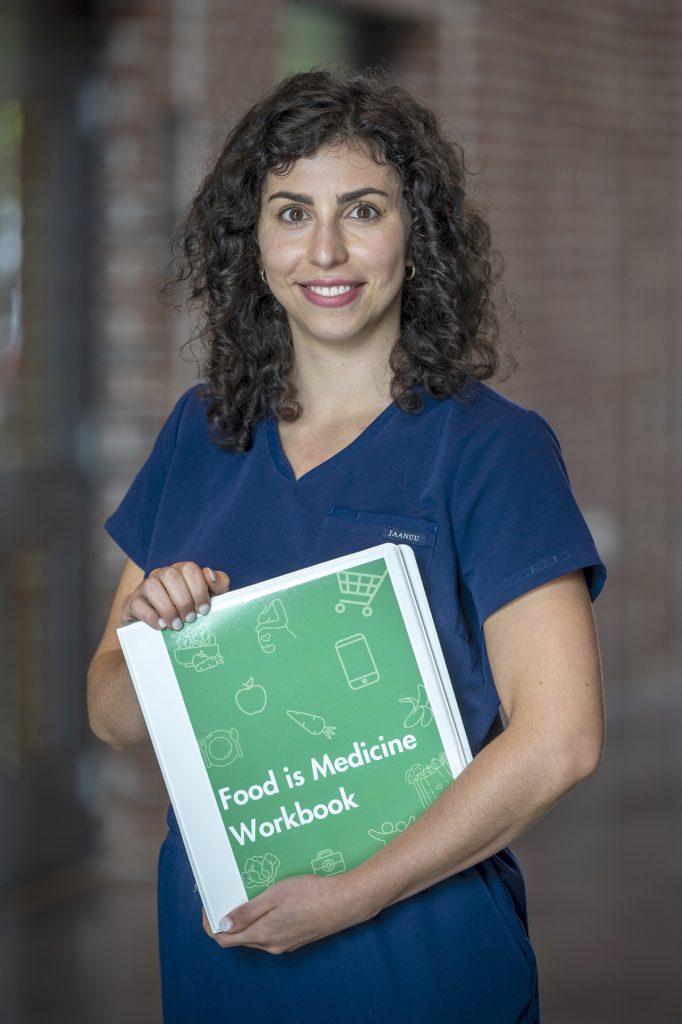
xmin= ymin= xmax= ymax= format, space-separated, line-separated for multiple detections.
xmin=308 ymin=284 xmax=355 ymax=296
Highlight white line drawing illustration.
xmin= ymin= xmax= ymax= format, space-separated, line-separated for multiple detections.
xmin=235 ymin=677 xmax=267 ymax=716
xmin=199 ymin=728 xmax=243 ymax=769
xmin=286 ymin=709 xmax=336 ymax=739
xmin=405 ymin=754 xmax=454 ymax=808
xmin=335 ymin=633 xmax=380 ymax=689
xmin=256 ymin=598 xmax=297 ymax=654
xmin=241 ymin=853 xmax=281 ymax=889
xmin=172 ymin=624 xmax=224 ymax=672
xmin=367 ymin=818 xmax=416 ymax=845
xmin=311 ymin=848 xmax=346 ymax=876
xmin=399 ymin=683 xmax=434 ymax=728
xmin=335 ymin=567 xmax=387 ymax=616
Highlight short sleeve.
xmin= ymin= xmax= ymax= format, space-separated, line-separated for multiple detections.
xmin=454 ymin=408 xmax=607 ymax=627
xmin=104 ymin=387 xmax=198 ymax=570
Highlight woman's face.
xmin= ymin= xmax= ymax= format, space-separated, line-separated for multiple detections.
xmin=257 ymin=142 xmax=411 ymax=356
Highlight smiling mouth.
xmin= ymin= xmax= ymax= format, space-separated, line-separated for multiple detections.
xmin=297 ymin=281 xmax=366 ymax=308
xmin=302 ymin=283 xmax=364 ymax=296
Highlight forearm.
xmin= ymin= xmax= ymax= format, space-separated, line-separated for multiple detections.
xmin=350 ymin=719 xmax=598 ymax=914
xmin=87 ymin=648 xmax=149 ymax=749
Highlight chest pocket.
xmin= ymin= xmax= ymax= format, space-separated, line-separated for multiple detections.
xmin=322 ymin=506 xmax=439 ymax=581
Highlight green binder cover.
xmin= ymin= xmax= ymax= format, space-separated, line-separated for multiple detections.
xmin=118 ymin=543 xmax=471 ymax=932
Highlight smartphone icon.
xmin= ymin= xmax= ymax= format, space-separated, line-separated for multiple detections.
xmin=335 ymin=634 xmax=380 ymax=689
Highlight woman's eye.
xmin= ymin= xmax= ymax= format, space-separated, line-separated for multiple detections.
xmin=278 ymin=206 xmax=308 ymax=224
xmin=276 ymin=203 xmax=380 ymax=223
xmin=349 ymin=203 xmax=380 ymax=221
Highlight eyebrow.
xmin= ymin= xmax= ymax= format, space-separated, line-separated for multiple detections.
xmin=267 ymin=187 xmax=389 ymax=205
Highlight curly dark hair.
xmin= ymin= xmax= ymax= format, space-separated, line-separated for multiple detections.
xmin=161 ymin=66 xmax=516 ymax=451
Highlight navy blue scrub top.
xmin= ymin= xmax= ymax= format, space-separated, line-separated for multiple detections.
xmin=105 ymin=380 xmax=606 ymax=1023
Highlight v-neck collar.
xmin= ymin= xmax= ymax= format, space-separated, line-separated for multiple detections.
xmin=266 ymin=401 xmax=401 ymax=483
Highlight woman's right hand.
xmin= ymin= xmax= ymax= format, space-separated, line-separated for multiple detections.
xmin=120 ymin=562 xmax=231 ymax=631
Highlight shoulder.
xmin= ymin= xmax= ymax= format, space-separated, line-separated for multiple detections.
xmin=416 ymin=380 xmax=560 ymax=456
xmin=163 ymin=382 xmax=211 ymax=439
xmin=171 ymin=381 xmax=210 ymax=421
xmin=141 ymin=382 xmax=215 ymax=467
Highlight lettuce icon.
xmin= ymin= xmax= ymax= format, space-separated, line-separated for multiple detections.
xmin=240 ymin=853 xmax=281 ymax=889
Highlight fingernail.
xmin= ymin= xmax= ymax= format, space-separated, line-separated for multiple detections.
xmin=185 ymin=611 xmax=197 ymax=623
xmin=198 ymin=604 xmax=210 ymax=616
xmin=172 ymin=618 xmax=184 ymax=631
xmin=158 ymin=618 xmax=167 ymax=629
xmin=219 ymin=915 xmax=233 ymax=932
xmin=208 ymin=568 xmax=217 ymax=583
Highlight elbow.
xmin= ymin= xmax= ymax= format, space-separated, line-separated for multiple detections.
xmin=86 ymin=661 xmax=137 ymax=751
xmin=87 ymin=714 xmax=139 ymax=752
xmin=555 ymin=725 xmax=605 ymax=791
xmin=570 ymin=739 xmax=604 ymax=784
xmin=86 ymin=698 xmax=125 ymax=751
xmin=87 ymin=717 xmax=126 ymax=752
xmin=86 ymin=673 xmax=113 ymax=748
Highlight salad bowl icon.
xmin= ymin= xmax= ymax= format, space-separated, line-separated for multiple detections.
xmin=174 ymin=643 xmax=222 ymax=670
xmin=172 ymin=625 xmax=224 ymax=672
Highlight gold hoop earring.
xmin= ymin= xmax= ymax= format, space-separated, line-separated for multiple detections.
xmin=405 ymin=265 xmax=416 ymax=281
xmin=260 ymin=267 xmax=267 ymax=284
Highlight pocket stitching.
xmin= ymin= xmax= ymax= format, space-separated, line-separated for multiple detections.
xmin=326 ymin=506 xmax=438 ymax=547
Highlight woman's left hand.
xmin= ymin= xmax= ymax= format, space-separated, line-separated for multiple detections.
xmin=202 ymin=871 xmax=374 ymax=955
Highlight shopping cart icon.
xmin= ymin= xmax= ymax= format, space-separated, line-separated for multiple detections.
xmin=335 ymin=568 xmax=388 ymax=616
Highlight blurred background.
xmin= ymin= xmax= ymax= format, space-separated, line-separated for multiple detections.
xmin=0 ymin=0 xmax=679 ymax=1021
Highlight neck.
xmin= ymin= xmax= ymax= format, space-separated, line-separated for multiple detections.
xmin=289 ymin=331 xmax=397 ymax=422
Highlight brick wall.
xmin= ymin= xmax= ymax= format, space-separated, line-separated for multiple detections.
xmin=89 ymin=0 xmax=281 ymax=878
xmin=450 ymin=0 xmax=681 ymax=686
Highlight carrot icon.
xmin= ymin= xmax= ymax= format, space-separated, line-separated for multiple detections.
xmin=286 ymin=709 xmax=336 ymax=740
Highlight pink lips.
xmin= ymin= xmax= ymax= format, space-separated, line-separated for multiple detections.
xmin=298 ymin=281 xmax=365 ymax=308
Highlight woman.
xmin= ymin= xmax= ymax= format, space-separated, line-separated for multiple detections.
xmin=88 ymin=68 xmax=606 ymax=1022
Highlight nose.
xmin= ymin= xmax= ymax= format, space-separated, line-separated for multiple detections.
xmin=307 ymin=219 xmax=348 ymax=267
